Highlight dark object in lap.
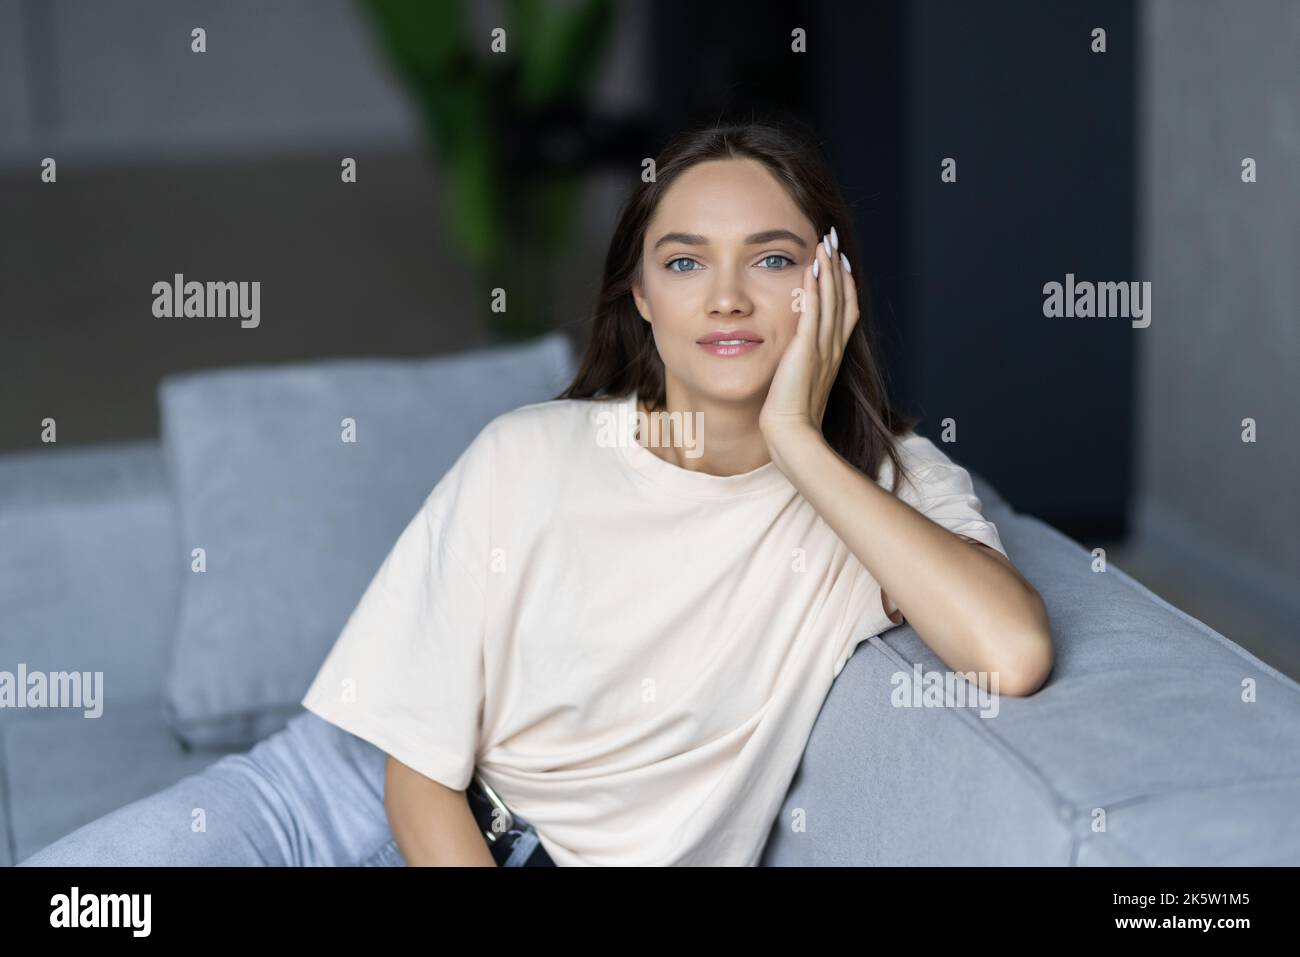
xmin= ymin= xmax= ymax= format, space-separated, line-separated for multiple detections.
xmin=467 ymin=774 xmax=556 ymax=867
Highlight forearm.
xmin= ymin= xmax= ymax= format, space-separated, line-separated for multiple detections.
xmin=765 ymin=425 xmax=1051 ymax=691
xmin=384 ymin=755 xmax=497 ymax=866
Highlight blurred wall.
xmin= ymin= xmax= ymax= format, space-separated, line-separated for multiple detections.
xmin=0 ymin=0 xmax=420 ymax=168
xmin=0 ymin=0 xmax=649 ymax=452
xmin=898 ymin=0 xmax=1136 ymax=540
xmin=1135 ymin=0 xmax=1300 ymax=628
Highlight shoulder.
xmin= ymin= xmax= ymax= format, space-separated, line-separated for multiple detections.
xmin=424 ymin=397 xmax=606 ymax=516
xmin=877 ymin=430 xmax=974 ymax=503
xmin=480 ymin=395 xmax=613 ymax=445
xmin=876 ymin=429 xmax=956 ymax=479
xmin=466 ymin=394 xmax=618 ymax=473
xmin=892 ymin=430 xmax=961 ymax=471
xmin=876 ymin=430 xmax=1007 ymax=554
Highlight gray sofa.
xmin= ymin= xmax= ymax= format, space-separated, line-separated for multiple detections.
xmin=3 ymin=332 xmax=1299 ymax=866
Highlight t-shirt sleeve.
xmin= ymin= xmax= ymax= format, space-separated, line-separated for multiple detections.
xmin=891 ymin=433 xmax=1007 ymax=558
xmin=299 ymin=423 xmax=495 ymax=792
xmin=832 ymin=431 xmax=1008 ymax=678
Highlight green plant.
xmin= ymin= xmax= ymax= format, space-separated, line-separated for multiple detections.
xmin=359 ymin=0 xmax=616 ymax=340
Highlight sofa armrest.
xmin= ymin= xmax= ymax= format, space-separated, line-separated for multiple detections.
xmin=764 ymin=509 xmax=1300 ymax=866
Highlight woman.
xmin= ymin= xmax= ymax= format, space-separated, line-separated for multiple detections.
xmin=300 ymin=120 xmax=1054 ymax=866
xmin=21 ymin=120 xmax=1052 ymax=870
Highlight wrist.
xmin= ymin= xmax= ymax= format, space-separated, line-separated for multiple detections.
xmin=762 ymin=419 xmax=827 ymax=470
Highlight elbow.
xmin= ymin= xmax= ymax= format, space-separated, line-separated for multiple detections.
xmin=997 ymin=651 xmax=1052 ymax=697
xmin=993 ymin=595 xmax=1054 ymax=698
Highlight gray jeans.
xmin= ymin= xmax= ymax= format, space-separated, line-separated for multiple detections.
xmin=18 ymin=709 xmax=546 ymax=867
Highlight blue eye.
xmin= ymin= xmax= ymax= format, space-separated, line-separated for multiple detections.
xmin=666 ymin=254 xmax=794 ymax=273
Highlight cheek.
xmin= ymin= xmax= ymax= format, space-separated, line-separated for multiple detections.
xmin=641 ymin=272 xmax=676 ymax=312
xmin=644 ymin=286 xmax=700 ymax=340
xmin=776 ymin=301 xmax=802 ymax=344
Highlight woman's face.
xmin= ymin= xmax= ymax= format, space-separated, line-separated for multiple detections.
xmin=632 ymin=157 xmax=820 ymax=409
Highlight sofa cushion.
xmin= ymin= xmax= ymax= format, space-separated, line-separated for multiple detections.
xmin=0 ymin=777 xmax=9 ymax=867
xmin=1073 ymin=777 xmax=1300 ymax=865
xmin=760 ymin=508 xmax=1300 ymax=865
xmin=0 ymin=441 xmax=180 ymax=712
xmin=3 ymin=696 xmax=233 ymax=865
xmin=159 ymin=333 xmax=575 ymax=749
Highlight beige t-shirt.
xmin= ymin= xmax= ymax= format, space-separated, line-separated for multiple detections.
xmin=301 ymin=391 xmax=1007 ymax=866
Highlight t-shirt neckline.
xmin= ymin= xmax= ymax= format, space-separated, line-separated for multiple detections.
xmin=610 ymin=391 xmax=791 ymax=500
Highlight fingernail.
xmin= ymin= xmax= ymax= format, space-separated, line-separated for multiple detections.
xmin=830 ymin=226 xmax=839 ymax=250
xmin=822 ymin=233 xmax=832 ymax=256
xmin=813 ymin=258 xmax=820 ymax=279
xmin=840 ymin=252 xmax=851 ymax=273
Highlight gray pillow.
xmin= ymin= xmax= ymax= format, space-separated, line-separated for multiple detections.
xmin=160 ymin=333 xmax=575 ymax=749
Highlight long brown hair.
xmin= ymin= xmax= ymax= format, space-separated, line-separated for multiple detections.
xmin=554 ymin=118 xmax=920 ymax=494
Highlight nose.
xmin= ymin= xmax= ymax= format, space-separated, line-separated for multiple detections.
xmin=704 ymin=266 xmax=754 ymax=317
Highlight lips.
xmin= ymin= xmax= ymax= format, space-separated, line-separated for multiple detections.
xmin=697 ymin=330 xmax=763 ymax=358
xmin=696 ymin=329 xmax=764 ymax=344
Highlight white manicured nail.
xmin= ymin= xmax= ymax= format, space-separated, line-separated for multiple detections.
xmin=830 ymin=226 xmax=839 ymax=250
xmin=840 ymin=252 xmax=851 ymax=273
xmin=813 ymin=258 xmax=820 ymax=279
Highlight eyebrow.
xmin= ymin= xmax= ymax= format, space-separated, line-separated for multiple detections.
xmin=651 ymin=229 xmax=809 ymax=251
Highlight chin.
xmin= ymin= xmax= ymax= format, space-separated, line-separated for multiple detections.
xmin=682 ymin=376 xmax=770 ymax=406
